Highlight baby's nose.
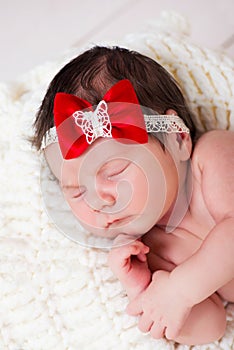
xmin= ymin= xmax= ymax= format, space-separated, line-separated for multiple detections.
xmin=89 ymin=190 xmax=116 ymax=212
xmin=101 ymin=191 xmax=116 ymax=203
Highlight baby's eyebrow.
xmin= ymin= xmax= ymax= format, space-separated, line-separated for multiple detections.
xmin=60 ymin=183 xmax=79 ymax=190
xmin=100 ymin=158 xmax=127 ymax=170
xmin=99 ymin=162 xmax=110 ymax=172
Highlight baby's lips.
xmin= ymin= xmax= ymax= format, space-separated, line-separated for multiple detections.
xmin=107 ymin=216 xmax=134 ymax=228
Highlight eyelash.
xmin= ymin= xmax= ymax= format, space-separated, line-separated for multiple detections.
xmin=72 ymin=192 xmax=84 ymax=199
xmin=71 ymin=187 xmax=86 ymax=199
xmin=67 ymin=162 xmax=130 ymax=199
xmin=107 ymin=162 xmax=130 ymax=179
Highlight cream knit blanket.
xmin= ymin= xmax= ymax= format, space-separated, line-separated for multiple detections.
xmin=0 ymin=12 xmax=234 ymax=350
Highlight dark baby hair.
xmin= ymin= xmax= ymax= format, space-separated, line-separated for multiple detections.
xmin=32 ymin=46 xmax=196 ymax=150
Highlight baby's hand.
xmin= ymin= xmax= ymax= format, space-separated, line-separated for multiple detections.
xmin=127 ymin=270 xmax=192 ymax=340
xmin=108 ymin=235 xmax=151 ymax=300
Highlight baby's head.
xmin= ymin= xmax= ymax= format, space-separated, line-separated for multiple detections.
xmin=33 ymin=46 xmax=195 ymax=241
xmin=33 ymin=46 xmax=196 ymax=149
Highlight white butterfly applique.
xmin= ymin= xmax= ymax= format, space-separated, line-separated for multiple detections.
xmin=72 ymin=100 xmax=112 ymax=144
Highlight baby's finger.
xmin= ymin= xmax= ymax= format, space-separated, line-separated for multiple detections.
xmin=120 ymin=240 xmax=146 ymax=256
xmin=150 ymin=322 xmax=166 ymax=339
xmin=137 ymin=252 xmax=147 ymax=262
xmin=132 ymin=240 xmax=149 ymax=253
xmin=108 ymin=240 xmax=149 ymax=270
xmin=138 ymin=314 xmax=153 ymax=333
xmin=108 ymin=243 xmax=140 ymax=266
xmin=137 ymin=241 xmax=150 ymax=252
xmin=126 ymin=296 xmax=143 ymax=316
xmin=164 ymin=323 xmax=182 ymax=340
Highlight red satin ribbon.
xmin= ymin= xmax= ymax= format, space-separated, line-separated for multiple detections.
xmin=54 ymin=79 xmax=148 ymax=159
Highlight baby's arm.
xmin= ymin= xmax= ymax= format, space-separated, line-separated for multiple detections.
xmin=170 ymin=218 xmax=234 ymax=305
xmin=171 ymin=130 xmax=234 ymax=304
xmin=108 ymin=237 xmax=151 ymax=301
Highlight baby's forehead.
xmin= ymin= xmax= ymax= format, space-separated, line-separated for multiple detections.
xmin=45 ymin=136 xmax=161 ymax=181
xmin=44 ymin=143 xmax=63 ymax=179
xmin=61 ymin=140 xmax=133 ymax=172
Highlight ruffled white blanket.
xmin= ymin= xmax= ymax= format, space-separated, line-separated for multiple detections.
xmin=1 ymin=12 xmax=234 ymax=350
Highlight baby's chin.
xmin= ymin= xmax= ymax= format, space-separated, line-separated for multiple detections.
xmin=80 ymin=221 xmax=148 ymax=242
xmin=82 ymin=224 xmax=132 ymax=240
xmin=91 ymin=229 xmax=142 ymax=247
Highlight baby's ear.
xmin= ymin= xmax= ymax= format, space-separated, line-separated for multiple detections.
xmin=165 ymin=132 xmax=192 ymax=162
xmin=176 ymin=132 xmax=192 ymax=161
xmin=165 ymin=109 xmax=192 ymax=161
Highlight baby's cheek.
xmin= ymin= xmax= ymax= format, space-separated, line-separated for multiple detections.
xmin=130 ymin=170 xmax=149 ymax=212
xmin=129 ymin=164 xmax=167 ymax=217
xmin=67 ymin=201 xmax=109 ymax=237
xmin=67 ymin=200 xmax=94 ymax=226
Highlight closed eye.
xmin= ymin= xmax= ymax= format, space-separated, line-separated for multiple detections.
xmin=72 ymin=188 xmax=86 ymax=199
xmin=61 ymin=184 xmax=86 ymax=199
xmin=104 ymin=160 xmax=131 ymax=179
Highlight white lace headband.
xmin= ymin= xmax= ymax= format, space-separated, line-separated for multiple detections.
xmin=41 ymin=113 xmax=189 ymax=150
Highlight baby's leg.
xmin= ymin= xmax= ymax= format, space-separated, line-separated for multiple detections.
xmin=173 ymin=293 xmax=226 ymax=345
xmin=218 ymin=279 xmax=234 ymax=302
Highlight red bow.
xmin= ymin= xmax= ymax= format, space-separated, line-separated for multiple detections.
xmin=54 ymin=79 xmax=148 ymax=159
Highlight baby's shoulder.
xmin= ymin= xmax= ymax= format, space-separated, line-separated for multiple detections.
xmin=192 ymin=130 xmax=234 ymax=169
xmin=191 ymin=130 xmax=234 ymax=219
